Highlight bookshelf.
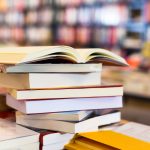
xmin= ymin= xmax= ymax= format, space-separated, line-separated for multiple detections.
xmin=0 ymin=0 xmax=149 ymax=56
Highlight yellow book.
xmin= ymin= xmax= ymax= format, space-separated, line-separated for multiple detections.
xmin=65 ymin=136 xmax=118 ymax=150
xmin=65 ymin=130 xmax=150 ymax=150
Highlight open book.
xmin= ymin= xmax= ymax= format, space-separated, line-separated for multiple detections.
xmin=0 ymin=45 xmax=128 ymax=66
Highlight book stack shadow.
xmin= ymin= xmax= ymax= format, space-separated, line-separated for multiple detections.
xmin=0 ymin=46 xmax=128 ymax=150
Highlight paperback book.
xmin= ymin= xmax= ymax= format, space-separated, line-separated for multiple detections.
xmin=16 ymin=112 xmax=121 ymax=133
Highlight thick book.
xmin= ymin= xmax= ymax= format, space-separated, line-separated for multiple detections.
xmin=6 ymin=63 xmax=102 ymax=73
xmin=16 ymin=110 xmax=94 ymax=121
xmin=16 ymin=112 xmax=121 ymax=133
xmin=0 ymin=118 xmax=39 ymax=149
xmin=8 ymin=85 xmax=123 ymax=100
xmin=6 ymin=95 xmax=122 ymax=114
xmin=0 ymin=72 xmax=101 ymax=89
xmin=0 ymin=46 xmax=128 ymax=66
xmin=65 ymin=128 xmax=150 ymax=150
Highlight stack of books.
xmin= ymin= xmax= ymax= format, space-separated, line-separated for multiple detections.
xmin=0 ymin=46 xmax=128 ymax=149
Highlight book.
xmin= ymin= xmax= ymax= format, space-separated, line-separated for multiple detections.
xmin=7 ymin=95 xmax=122 ymax=114
xmin=0 ymin=46 xmax=128 ymax=66
xmin=65 ymin=135 xmax=117 ymax=150
xmin=39 ymin=132 xmax=73 ymax=146
xmin=6 ymin=63 xmax=102 ymax=73
xmin=65 ymin=128 xmax=150 ymax=150
xmin=8 ymin=85 xmax=123 ymax=100
xmin=0 ymin=72 xmax=101 ymax=89
xmin=16 ymin=112 xmax=121 ymax=133
xmin=16 ymin=110 xmax=94 ymax=121
xmin=0 ymin=118 xmax=39 ymax=149
xmin=16 ymin=109 xmax=119 ymax=122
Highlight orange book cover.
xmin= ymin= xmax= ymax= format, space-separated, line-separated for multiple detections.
xmin=65 ymin=130 xmax=150 ymax=150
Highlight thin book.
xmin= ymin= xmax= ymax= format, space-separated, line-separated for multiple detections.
xmin=16 ymin=110 xmax=94 ymax=121
xmin=8 ymin=85 xmax=123 ymax=100
xmin=6 ymin=95 xmax=122 ymax=114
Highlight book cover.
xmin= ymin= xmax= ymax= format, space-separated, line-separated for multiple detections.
xmin=65 ymin=128 xmax=150 ymax=150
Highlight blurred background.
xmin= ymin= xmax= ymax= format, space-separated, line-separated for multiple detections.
xmin=0 ymin=0 xmax=150 ymax=125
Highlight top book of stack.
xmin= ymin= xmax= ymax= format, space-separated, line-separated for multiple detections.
xmin=0 ymin=46 xmax=128 ymax=66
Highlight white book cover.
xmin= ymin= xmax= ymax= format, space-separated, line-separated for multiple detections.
xmin=0 ymin=119 xmax=39 ymax=149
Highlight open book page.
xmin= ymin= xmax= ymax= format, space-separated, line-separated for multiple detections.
xmin=22 ymin=54 xmax=78 ymax=64
xmin=20 ymin=47 xmax=121 ymax=64
xmin=114 ymin=122 xmax=150 ymax=142
xmin=20 ymin=46 xmax=80 ymax=64
xmin=76 ymin=48 xmax=128 ymax=66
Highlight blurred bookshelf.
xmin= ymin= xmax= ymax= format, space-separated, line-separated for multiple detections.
xmin=0 ymin=0 xmax=149 ymax=57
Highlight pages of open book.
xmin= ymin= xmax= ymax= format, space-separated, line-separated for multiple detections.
xmin=19 ymin=46 xmax=79 ymax=64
